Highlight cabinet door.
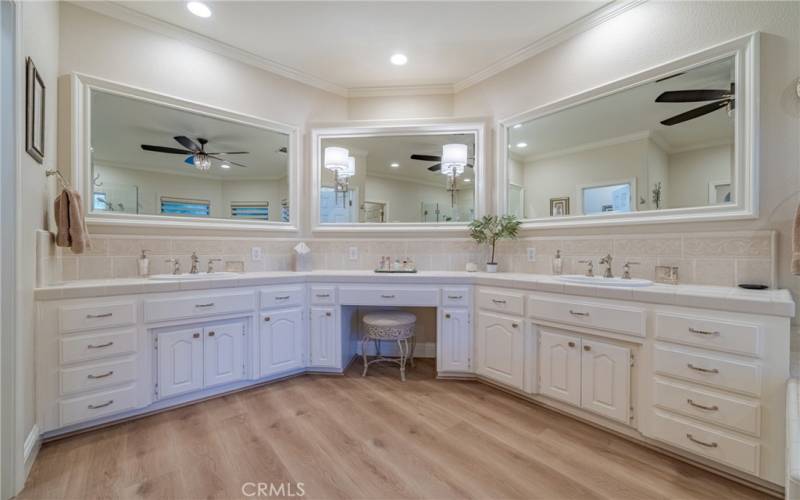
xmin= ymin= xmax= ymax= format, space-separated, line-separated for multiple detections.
xmin=309 ymin=307 xmax=339 ymax=369
xmin=259 ymin=308 xmax=305 ymax=377
xmin=581 ymin=339 xmax=630 ymax=423
xmin=476 ymin=312 xmax=524 ymax=389
xmin=538 ymin=329 xmax=581 ymax=406
xmin=204 ymin=321 xmax=245 ymax=388
xmin=438 ymin=308 xmax=471 ymax=373
xmin=157 ymin=328 xmax=203 ymax=399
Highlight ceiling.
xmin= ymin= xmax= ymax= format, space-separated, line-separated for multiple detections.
xmin=508 ymin=56 xmax=735 ymax=158
xmin=104 ymin=1 xmax=609 ymax=91
xmin=91 ymin=90 xmax=289 ymax=180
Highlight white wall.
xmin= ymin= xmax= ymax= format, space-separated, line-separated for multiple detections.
xmin=667 ymin=144 xmax=732 ymax=209
xmin=364 ymin=175 xmax=473 ymax=223
xmin=347 ymin=94 xmax=454 ymax=120
xmin=454 ymin=1 xmax=800 ymax=297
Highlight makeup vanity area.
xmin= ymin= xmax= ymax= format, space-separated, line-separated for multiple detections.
xmin=34 ymin=32 xmax=797 ymax=494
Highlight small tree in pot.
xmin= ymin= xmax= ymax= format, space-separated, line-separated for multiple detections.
xmin=468 ymin=215 xmax=521 ymax=273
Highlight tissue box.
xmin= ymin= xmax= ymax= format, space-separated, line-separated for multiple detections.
xmin=294 ymin=253 xmax=311 ymax=272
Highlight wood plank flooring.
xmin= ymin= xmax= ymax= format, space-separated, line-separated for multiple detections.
xmin=19 ymin=360 xmax=769 ymax=500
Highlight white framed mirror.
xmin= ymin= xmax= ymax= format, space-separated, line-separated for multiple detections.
xmin=68 ymin=73 xmax=300 ymax=232
xmin=496 ymin=33 xmax=758 ymax=228
xmin=311 ymin=120 xmax=487 ymax=232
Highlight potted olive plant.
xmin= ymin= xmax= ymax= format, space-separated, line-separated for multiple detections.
xmin=468 ymin=215 xmax=521 ymax=273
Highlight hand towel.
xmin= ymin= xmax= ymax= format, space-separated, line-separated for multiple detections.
xmin=793 ymin=202 xmax=800 ymax=275
xmin=54 ymin=188 xmax=92 ymax=254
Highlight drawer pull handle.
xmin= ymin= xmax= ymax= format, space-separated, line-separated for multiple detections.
xmin=88 ymin=371 xmax=114 ymax=379
xmin=583 ymin=345 xmax=591 ymax=351
xmin=208 ymin=331 xmax=215 ymax=337
xmin=275 ymin=296 xmax=290 ymax=300
xmin=686 ymin=433 xmax=718 ymax=448
xmin=86 ymin=312 xmax=113 ymax=319
xmin=687 ymin=363 xmax=719 ymax=374
xmin=88 ymin=400 xmax=114 ymax=410
xmin=264 ymin=317 xmax=270 ymax=322
xmin=569 ymin=310 xmax=590 ymax=317
xmin=511 ymin=323 xmax=519 ymax=328
xmin=448 ymin=295 xmax=463 ymax=299
xmin=568 ymin=341 xmax=575 ymax=348
xmin=325 ymin=312 xmax=332 ymax=317
xmin=195 ymin=303 xmax=215 ymax=308
xmin=491 ymin=299 xmax=506 ymax=304
xmin=689 ymin=327 xmax=720 ymax=336
xmin=87 ymin=341 xmax=113 ymax=349
xmin=193 ymin=333 xmax=200 ymax=338
xmin=316 ymin=294 xmax=330 ymax=298
xmin=381 ymin=294 xmax=395 ymax=299
xmin=687 ymin=399 xmax=719 ymax=411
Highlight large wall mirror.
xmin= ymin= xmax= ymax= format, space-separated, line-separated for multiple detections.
xmin=311 ymin=122 xmax=485 ymax=230
xmin=498 ymin=33 xmax=757 ymax=227
xmin=70 ymin=74 xmax=299 ymax=230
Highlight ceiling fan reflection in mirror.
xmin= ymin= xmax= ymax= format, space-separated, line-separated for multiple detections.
xmin=409 ymin=152 xmax=474 ymax=172
xmin=140 ymin=136 xmax=250 ymax=171
xmin=655 ymin=83 xmax=735 ymax=126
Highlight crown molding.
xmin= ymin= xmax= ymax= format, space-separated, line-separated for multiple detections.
xmin=347 ymin=84 xmax=455 ymax=98
xmin=71 ymin=1 xmax=350 ymax=97
xmin=453 ymin=0 xmax=649 ymax=93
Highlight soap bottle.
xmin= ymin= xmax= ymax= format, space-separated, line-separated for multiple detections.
xmin=552 ymin=249 xmax=563 ymax=275
xmin=138 ymin=249 xmax=150 ymax=277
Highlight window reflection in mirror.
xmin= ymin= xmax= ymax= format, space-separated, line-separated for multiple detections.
xmin=90 ymin=90 xmax=290 ymax=222
xmin=319 ymin=134 xmax=476 ymax=223
xmin=507 ymin=56 xmax=735 ymax=220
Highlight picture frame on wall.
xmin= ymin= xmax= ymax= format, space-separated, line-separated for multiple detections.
xmin=549 ymin=197 xmax=569 ymax=217
xmin=26 ymin=57 xmax=45 ymax=164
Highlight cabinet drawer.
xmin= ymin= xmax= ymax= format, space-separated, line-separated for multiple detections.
xmin=310 ymin=286 xmax=337 ymax=305
xmin=58 ymin=302 xmax=136 ymax=334
xmin=477 ymin=288 xmax=524 ymax=316
xmin=654 ymin=379 xmax=761 ymax=436
xmin=650 ymin=410 xmax=760 ymax=475
xmin=59 ymin=384 xmax=138 ymax=427
xmin=338 ymin=286 xmax=438 ymax=306
xmin=260 ymin=286 xmax=305 ymax=309
xmin=60 ymin=329 xmax=137 ymax=365
xmin=656 ymin=313 xmax=761 ymax=357
xmin=60 ymin=357 xmax=137 ymax=396
xmin=654 ymin=345 xmax=761 ymax=397
xmin=442 ymin=288 xmax=469 ymax=307
xmin=143 ymin=291 xmax=255 ymax=323
xmin=528 ymin=295 xmax=644 ymax=337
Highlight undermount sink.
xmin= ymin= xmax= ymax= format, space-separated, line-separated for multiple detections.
xmin=149 ymin=272 xmax=238 ymax=281
xmin=556 ymin=275 xmax=653 ymax=287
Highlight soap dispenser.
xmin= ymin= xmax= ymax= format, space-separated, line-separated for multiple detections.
xmin=552 ymin=249 xmax=563 ymax=275
xmin=138 ymin=249 xmax=150 ymax=277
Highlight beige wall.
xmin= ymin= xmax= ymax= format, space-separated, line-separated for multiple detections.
xmin=347 ymin=94 xmax=454 ymax=120
xmin=667 ymin=145 xmax=732 ymax=209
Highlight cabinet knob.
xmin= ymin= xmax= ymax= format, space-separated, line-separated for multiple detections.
xmin=568 ymin=341 xmax=575 ymax=348
xmin=511 ymin=323 xmax=519 ymax=328
xmin=583 ymin=345 xmax=591 ymax=351
xmin=326 ymin=312 xmax=332 ymax=317
xmin=445 ymin=313 xmax=451 ymax=319
xmin=264 ymin=316 xmax=270 ymax=322
xmin=208 ymin=331 xmax=215 ymax=337
xmin=193 ymin=333 xmax=200 ymax=338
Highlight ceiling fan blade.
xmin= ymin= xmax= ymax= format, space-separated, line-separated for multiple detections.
xmin=206 ymin=151 xmax=249 ymax=155
xmin=411 ymin=154 xmax=441 ymax=162
xmin=184 ymin=155 xmax=195 ymax=165
xmin=655 ymin=72 xmax=685 ymax=83
xmin=141 ymin=144 xmax=194 ymax=155
xmin=427 ymin=163 xmax=442 ymax=172
xmin=174 ymin=136 xmax=201 ymax=152
xmin=660 ymin=99 xmax=729 ymax=126
xmin=655 ymin=89 xmax=731 ymax=103
xmin=208 ymin=155 xmax=248 ymax=168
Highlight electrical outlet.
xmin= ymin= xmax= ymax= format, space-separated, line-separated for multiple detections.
xmin=348 ymin=246 xmax=358 ymax=261
xmin=527 ymin=247 xmax=537 ymax=262
xmin=251 ymin=247 xmax=263 ymax=261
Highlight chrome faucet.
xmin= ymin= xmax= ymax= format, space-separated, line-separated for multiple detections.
xmin=190 ymin=252 xmax=200 ymax=274
xmin=165 ymin=258 xmax=180 ymax=275
xmin=207 ymin=258 xmax=222 ymax=274
xmin=578 ymin=259 xmax=594 ymax=277
xmin=599 ymin=254 xmax=614 ymax=278
xmin=622 ymin=261 xmax=640 ymax=279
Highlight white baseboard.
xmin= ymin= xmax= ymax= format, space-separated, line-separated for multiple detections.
xmin=357 ymin=341 xmax=436 ymax=358
xmin=23 ymin=424 xmax=40 ymax=476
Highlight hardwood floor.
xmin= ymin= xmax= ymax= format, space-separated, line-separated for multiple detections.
xmin=19 ymin=360 xmax=769 ymax=500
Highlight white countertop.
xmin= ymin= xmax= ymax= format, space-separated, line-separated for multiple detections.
xmin=34 ymin=270 xmax=795 ymax=318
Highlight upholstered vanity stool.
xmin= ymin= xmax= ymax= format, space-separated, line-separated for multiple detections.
xmin=361 ymin=311 xmax=417 ymax=381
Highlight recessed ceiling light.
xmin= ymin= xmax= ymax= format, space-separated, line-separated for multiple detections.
xmin=512 ymin=124 xmax=522 ymax=129
xmin=220 ymin=163 xmax=231 ymax=169
xmin=516 ymin=142 xmax=528 ymax=148
xmin=390 ymin=162 xmax=400 ymax=168
xmin=390 ymin=53 xmax=408 ymax=66
xmin=187 ymin=1 xmax=212 ymax=18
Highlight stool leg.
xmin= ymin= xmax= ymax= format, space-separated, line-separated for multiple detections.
xmin=397 ymin=339 xmax=407 ymax=382
xmin=361 ymin=337 xmax=370 ymax=377
xmin=374 ymin=338 xmax=381 ymax=357
xmin=409 ymin=335 xmax=416 ymax=368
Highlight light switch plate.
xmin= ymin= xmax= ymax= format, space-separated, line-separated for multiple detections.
xmin=348 ymin=246 xmax=358 ymax=261
xmin=527 ymin=247 xmax=537 ymax=262
xmin=251 ymin=247 xmax=263 ymax=261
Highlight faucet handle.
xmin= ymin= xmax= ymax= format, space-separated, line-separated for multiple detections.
xmin=578 ymin=259 xmax=594 ymax=277
xmin=191 ymin=251 xmax=199 ymax=262
xmin=622 ymin=261 xmax=641 ymax=279
xmin=164 ymin=258 xmax=180 ymax=275
xmin=207 ymin=258 xmax=222 ymax=273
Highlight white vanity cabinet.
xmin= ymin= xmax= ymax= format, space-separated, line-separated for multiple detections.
xmin=438 ymin=308 xmax=471 ymax=373
xmin=258 ymin=309 xmax=305 ymax=377
xmin=538 ymin=329 xmax=581 ymax=406
xmin=309 ymin=306 xmax=340 ymax=369
xmin=476 ymin=311 xmax=525 ymax=389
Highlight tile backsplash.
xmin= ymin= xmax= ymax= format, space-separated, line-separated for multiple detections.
xmin=42 ymin=230 xmax=776 ymax=289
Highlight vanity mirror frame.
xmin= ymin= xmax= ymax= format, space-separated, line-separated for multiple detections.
xmin=310 ymin=119 xmax=488 ymax=233
xmin=67 ymin=73 xmax=301 ymax=232
xmin=495 ymin=32 xmax=759 ymax=229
